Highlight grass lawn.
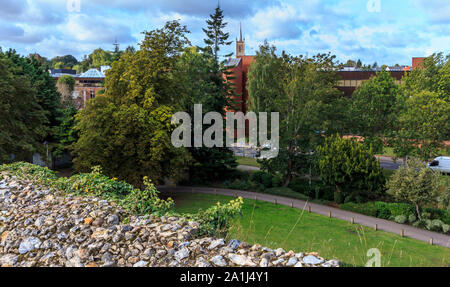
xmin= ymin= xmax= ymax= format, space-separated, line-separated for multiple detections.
xmin=236 ymin=156 xmax=261 ymax=168
xmin=168 ymin=192 xmax=450 ymax=267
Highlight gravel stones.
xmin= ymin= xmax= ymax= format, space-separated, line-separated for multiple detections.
xmin=0 ymin=173 xmax=340 ymax=267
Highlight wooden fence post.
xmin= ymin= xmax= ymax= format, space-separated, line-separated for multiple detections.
xmin=351 ymin=217 xmax=354 ymax=224
xmin=429 ymin=238 xmax=433 ymax=245
xmin=374 ymin=224 xmax=378 ymax=231
xmin=400 ymin=230 xmax=404 ymax=237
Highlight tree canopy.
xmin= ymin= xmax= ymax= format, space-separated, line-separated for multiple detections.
xmin=248 ymin=43 xmax=348 ymax=185
xmin=350 ymin=71 xmax=403 ymax=153
xmin=0 ymin=52 xmax=48 ymax=162
xmin=72 ymin=21 xmax=192 ymax=186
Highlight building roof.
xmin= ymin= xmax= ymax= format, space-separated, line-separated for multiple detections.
xmin=78 ymin=68 xmax=106 ymax=78
xmin=224 ymin=58 xmax=242 ymax=68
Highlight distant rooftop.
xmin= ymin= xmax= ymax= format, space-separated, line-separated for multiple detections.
xmin=78 ymin=68 xmax=106 ymax=78
xmin=224 ymin=58 xmax=242 ymax=68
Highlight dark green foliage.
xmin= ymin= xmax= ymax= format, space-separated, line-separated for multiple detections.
xmin=71 ymin=21 xmax=192 ymax=187
xmin=316 ymin=135 xmax=385 ymax=201
xmin=247 ymin=43 xmax=348 ymax=186
xmin=51 ymin=55 xmax=78 ymax=69
xmin=250 ymin=171 xmax=273 ymax=188
xmin=0 ymin=52 xmax=48 ymax=162
xmin=187 ymin=148 xmax=237 ymax=184
xmin=57 ymin=75 xmax=75 ymax=92
xmin=423 ymin=207 xmax=450 ymax=224
xmin=3 ymin=49 xmax=62 ymax=145
xmin=202 ymin=4 xmax=232 ymax=63
xmin=53 ymin=106 xmax=78 ymax=158
xmin=349 ymin=71 xmax=402 ymax=153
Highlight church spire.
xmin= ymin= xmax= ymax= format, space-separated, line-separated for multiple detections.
xmin=236 ymin=23 xmax=245 ymax=57
xmin=239 ymin=22 xmax=243 ymax=42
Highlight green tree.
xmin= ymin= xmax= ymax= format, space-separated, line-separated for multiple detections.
xmin=356 ymin=59 xmax=362 ymax=68
xmin=403 ymin=53 xmax=449 ymax=100
xmin=89 ymin=48 xmax=113 ymax=68
xmin=387 ymin=158 xmax=440 ymax=220
xmin=51 ymin=55 xmax=78 ymax=69
xmin=350 ymin=71 xmax=403 ymax=153
xmin=172 ymin=5 xmax=237 ymax=183
xmin=72 ymin=21 xmax=192 ymax=186
xmin=202 ymin=3 xmax=232 ymax=64
xmin=390 ymin=91 xmax=449 ymax=161
xmin=248 ymin=44 xmax=348 ymax=186
xmin=57 ymin=75 xmax=76 ymax=108
xmin=316 ymin=135 xmax=385 ymax=202
xmin=5 ymin=50 xmax=62 ymax=143
xmin=0 ymin=52 xmax=47 ymax=162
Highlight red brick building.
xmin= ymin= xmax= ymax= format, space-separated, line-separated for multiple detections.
xmin=226 ymin=28 xmax=426 ymax=108
xmin=51 ymin=66 xmax=110 ymax=109
xmin=225 ymin=24 xmax=255 ymax=114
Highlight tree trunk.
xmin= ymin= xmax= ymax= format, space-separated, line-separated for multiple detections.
xmin=283 ymin=142 xmax=295 ymax=187
xmin=415 ymin=203 xmax=421 ymax=221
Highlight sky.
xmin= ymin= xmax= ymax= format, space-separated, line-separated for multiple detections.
xmin=0 ymin=0 xmax=449 ymax=66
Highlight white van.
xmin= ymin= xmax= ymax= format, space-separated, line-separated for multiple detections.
xmin=428 ymin=156 xmax=450 ymax=175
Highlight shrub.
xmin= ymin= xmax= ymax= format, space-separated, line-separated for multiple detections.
xmin=340 ymin=202 xmax=378 ymax=217
xmin=334 ymin=190 xmax=344 ymax=204
xmin=248 ymin=181 xmax=265 ymax=193
xmin=250 ymin=171 xmax=273 ymax=188
xmin=413 ymin=219 xmax=428 ymax=229
xmin=428 ymin=219 xmax=444 ymax=232
xmin=386 ymin=202 xmax=416 ymax=218
xmin=423 ymin=207 xmax=450 ymax=224
xmin=373 ymin=202 xmax=391 ymax=219
xmin=387 ymin=158 xmax=441 ymax=220
xmin=443 ymin=224 xmax=450 ymax=234
xmin=224 ymin=179 xmax=250 ymax=191
xmin=271 ymin=174 xmax=282 ymax=188
xmin=408 ymin=214 xmax=417 ymax=223
xmin=395 ymin=215 xmax=407 ymax=224
xmin=261 ymin=173 xmax=273 ymax=188
xmin=0 ymin=162 xmax=58 ymax=186
xmin=189 ymin=197 xmax=244 ymax=236
xmin=250 ymin=171 xmax=265 ymax=184
xmin=122 ymin=177 xmax=174 ymax=216
xmin=59 ymin=166 xmax=134 ymax=197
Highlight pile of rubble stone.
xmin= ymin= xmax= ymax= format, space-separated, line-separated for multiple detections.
xmin=0 ymin=174 xmax=340 ymax=267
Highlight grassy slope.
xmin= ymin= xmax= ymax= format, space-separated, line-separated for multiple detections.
xmin=236 ymin=157 xmax=261 ymax=168
xmin=171 ymin=193 xmax=450 ymax=267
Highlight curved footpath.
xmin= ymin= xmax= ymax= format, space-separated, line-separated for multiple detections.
xmin=159 ymin=186 xmax=450 ymax=248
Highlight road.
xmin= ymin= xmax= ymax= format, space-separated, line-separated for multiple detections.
xmin=158 ymin=186 xmax=450 ymax=248
xmin=377 ymin=156 xmax=403 ymax=170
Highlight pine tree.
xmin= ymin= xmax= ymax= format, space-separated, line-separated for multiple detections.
xmin=202 ymin=4 xmax=232 ymax=64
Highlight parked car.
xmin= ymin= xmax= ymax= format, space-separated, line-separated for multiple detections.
xmin=428 ymin=156 xmax=450 ymax=175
